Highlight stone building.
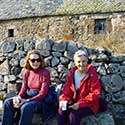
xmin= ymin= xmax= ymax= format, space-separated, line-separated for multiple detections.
xmin=0 ymin=0 xmax=125 ymax=42
xmin=0 ymin=1 xmax=125 ymax=124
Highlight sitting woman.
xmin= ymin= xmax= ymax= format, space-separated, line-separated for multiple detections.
xmin=57 ymin=50 xmax=101 ymax=125
xmin=2 ymin=50 xmax=50 ymax=125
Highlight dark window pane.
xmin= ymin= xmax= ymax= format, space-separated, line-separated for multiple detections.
xmin=8 ymin=29 xmax=14 ymax=37
xmin=94 ymin=19 xmax=106 ymax=34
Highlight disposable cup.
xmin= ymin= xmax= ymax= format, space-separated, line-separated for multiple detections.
xmin=59 ymin=101 xmax=67 ymax=111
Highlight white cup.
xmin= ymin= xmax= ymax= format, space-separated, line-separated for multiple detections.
xmin=59 ymin=101 xmax=67 ymax=111
xmin=15 ymin=97 xmax=20 ymax=104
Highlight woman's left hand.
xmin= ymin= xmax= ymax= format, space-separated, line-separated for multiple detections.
xmin=68 ymin=103 xmax=79 ymax=110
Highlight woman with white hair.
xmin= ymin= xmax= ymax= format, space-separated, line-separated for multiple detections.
xmin=57 ymin=50 xmax=101 ymax=125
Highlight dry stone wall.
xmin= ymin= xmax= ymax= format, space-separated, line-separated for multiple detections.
xmin=0 ymin=38 xmax=125 ymax=124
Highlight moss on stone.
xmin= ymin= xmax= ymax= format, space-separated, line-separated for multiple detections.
xmin=56 ymin=0 xmax=125 ymax=15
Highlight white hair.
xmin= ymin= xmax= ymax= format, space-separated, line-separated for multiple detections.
xmin=74 ymin=50 xmax=88 ymax=60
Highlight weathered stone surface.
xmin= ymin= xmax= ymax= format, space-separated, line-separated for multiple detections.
xmin=40 ymin=50 xmax=50 ymax=57
xmin=44 ymin=56 xmax=52 ymax=66
xmin=51 ymin=56 xmax=60 ymax=67
xmin=107 ymin=63 xmax=120 ymax=74
xmin=9 ymin=58 xmax=19 ymax=66
xmin=4 ymin=75 xmax=16 ymax=83
xmin=97 ymin=64 xmax=107 ymax=75
xmin=0 ymin=13 xmax=125 ymax=43
xmin=35 ymin=38 xmax=53 ymax=51
xmin=0 ymin=41 xmax=16 ymax=54
xmin=18 ymin=68 xmax=25 ymax=79
xmin=96 ymin=54 xmax=109 ymax=62
xmin=0 ymin=60 xmax=9 ymax=75
xmin=52 ymin=52 xmax=62 ymax=57
xmin=20 ymin=58 xmax=25 ymax=68
xmin=52 ymin=40 xmax=66 ymax=52
xmin=0 ymin=0 xmax=125 ymax=21
xmin=16 ymin=40 xmax=24 ymax=50
xmin=112 ymin=90 xmax=125 ymax=104
xmin=81 ymin=112 xmax=115 ymax=125
xmin=60 ymin=56 xmax=69 ymax=65
xmin=0 ymin=39 xmax=125 ymax=124
xmin=0 ymin=82 xmax=6 ymax=91
xmin=64 ymin=51 xmax=74 ymax=60
xmin=110 ymin=55 xmax=124 ymax=63
xmin=11 ymin=66 xmax=22 ymax=76
xmin=101 ymin=74 xmax=123 ymax=92
xmin=120 ymin=66 xmax=125 ymax=77
xmin=57 ymin=64 xmax=68 ymax=73
xmin=12 ymin=50 xmax=26 ymax=60
xmin=67 ymin=41 xmax=78 ymax=53
xmin=24 ymin=39 xmax=35 ymax=52
xmin=68 ymin=61 xmax=75 ymax=69
xmin=0 ymin=75 xmax=4 ymax=83
xmin=7 ymin=83 xmax=17 ymax=93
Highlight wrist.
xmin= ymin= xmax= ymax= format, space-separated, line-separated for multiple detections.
xmin=17 ymin=95 xmax=21 ymax=99
xmin=26 ymin=99 xmax=30 ymax=102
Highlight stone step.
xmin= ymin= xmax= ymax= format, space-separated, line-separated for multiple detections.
xmin=32 ymin=113 xmax=57 ymax=125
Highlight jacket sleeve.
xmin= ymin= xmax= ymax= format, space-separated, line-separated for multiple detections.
xmin=77 ymin=72 xmax=101 ymax=108
xmin=59 ymin=73 xmax=74 ymax=102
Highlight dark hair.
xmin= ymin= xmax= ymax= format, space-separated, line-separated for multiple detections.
xmin=24 ymin=50 xmax=44 ymax=70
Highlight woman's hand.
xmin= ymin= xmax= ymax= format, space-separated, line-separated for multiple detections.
xmin=13 ymin=96 xmax=21 ymax=106
xmin=68 ymin=103 xmax=79 ymax=110
xmin=13 ymin=97 xmax=29 ymax=108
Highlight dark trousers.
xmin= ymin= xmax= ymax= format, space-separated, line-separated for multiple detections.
xmin=57 ymin=107 xmax=94 ymax=125
xmin=2 ymin=97 xmax=42 ymax=125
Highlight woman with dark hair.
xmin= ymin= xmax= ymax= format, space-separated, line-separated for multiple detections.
xmin=2 ymin=50 xmax=50 ymax=125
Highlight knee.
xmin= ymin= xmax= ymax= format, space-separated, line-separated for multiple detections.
xmin=21 ymin=103 xmax=33 ymax=112
xmin=58 ymin=108 xmax=67 ymax=116
xmin=4 ymin=98 xmax=13 ymax=106
xmin=58 ymin=108 xmax=62 ymax=115
xmin=69 ymin=110 xmax=78 ymax=119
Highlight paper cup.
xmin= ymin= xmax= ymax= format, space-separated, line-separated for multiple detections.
xmin=15 ymin=97 xmax=20 ymax=104
xmin=59 ymin=101 xmax=67 ymax=111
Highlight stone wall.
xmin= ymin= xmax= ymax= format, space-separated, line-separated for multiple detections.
xmin=0 ymin=13 xmax=125 ymax=43
xmin=0 ymin=38 xmax=125 ymax=124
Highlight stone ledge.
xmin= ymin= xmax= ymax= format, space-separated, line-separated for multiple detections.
xmin=81 ymin=111 xmax=115 ymax=125
xmin=32 ymin=111 xmax=115 ymax=125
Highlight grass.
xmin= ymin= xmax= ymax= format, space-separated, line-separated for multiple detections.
xmin=81 ymin=33 xmax=125 ymax=55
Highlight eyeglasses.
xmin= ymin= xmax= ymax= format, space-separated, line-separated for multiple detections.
xmin=29 ymin=58 xmax=41 ymax=63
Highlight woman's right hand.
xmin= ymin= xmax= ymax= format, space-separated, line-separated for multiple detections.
xmin=13 ymin=96 xmax=21 ymax=108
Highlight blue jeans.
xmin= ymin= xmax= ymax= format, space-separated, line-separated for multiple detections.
xmin=2 ymin=97 xmax=42 ymax=125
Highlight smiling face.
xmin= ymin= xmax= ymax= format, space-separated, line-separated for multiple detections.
xmin=74 ymin=55 xmax=88 ymax=74
xmin=29 ymin=53 xmax=41 ymax=70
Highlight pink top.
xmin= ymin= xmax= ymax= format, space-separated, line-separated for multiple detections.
xmin=18 ymin=68 xmax=50 ymax=101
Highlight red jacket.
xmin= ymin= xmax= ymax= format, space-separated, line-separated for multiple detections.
xmin=59 ymin=64 xmax=101 ymax=114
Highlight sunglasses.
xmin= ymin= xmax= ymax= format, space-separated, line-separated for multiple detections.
xmin=29 ymin=58 xmax=41 ymax=63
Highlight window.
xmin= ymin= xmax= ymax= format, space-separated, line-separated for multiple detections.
xmin=94 ymin=19 xmax=106 ymax=34
xmin=8 ymin=29 xmax=14 ymax=37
